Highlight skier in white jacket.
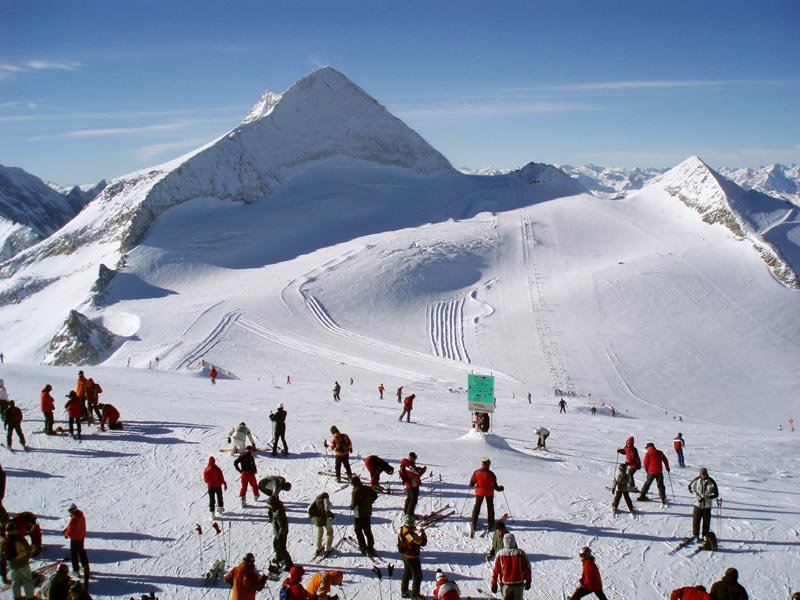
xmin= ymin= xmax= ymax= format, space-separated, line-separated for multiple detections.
xmin=227 ymin=422 xmax=256 ymax=454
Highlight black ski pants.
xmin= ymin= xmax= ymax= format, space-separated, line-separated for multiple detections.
xmin=271 ymin=428 xmax=288 ymax=455
xmin=692 ymin=506 xmax=712 ymax=538
xmin=42 ymin=411 xmax=54 ymax=435
xmin=353 ymin=516 xmax=374 ymax=552
xmin=70 ymin=539 xmax=90 ymax=581
xmin=68 ymin=417 xmax=82 ymax=440
xmin=334 ymin=455 xmax=352 ymax=481
xmin=399 ymin=408 xmax=412 ymax=422
xmin=5 ymin=423 xmax=24 ymax=448
xmin=401 ymin=555 xmax=422 ymax=597
xmin=471 ymin=495 xmax=495 ymax=530
xmin=208 ymin=486 xmax=224 ymax=512
xmin=639 ymin=473 xmax=666 ymax=502
xmin=570 ymin=586 xmax=608 ymax=600
xmin=272 ymin=529 xmax=293 ymax=568
xmin=612 ymin=490 xmax=635 ymax=513
xmin=404 ymin=487 xmax=420 ymax=516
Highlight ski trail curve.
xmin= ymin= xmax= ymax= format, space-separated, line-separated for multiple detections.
xmin=173 ymin=310 xmax=241 ymax=371
xmin=427 ymin=297 xmax=471 ymax=363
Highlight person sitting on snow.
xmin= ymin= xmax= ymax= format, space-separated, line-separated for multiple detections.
xmin=227 ymin=422 xmax=256 ymax=454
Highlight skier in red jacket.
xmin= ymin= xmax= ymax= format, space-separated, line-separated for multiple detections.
xmin=203 ymin=456 xmax=227 ymax=519
xmin=98 ymin=403 xmax=121 ymax=431
xmin=469 ymin=457 xmax=504 ymax=536
xmin=40 ymin=384 xmax=55 ymax=436
xmin=638 ymin=442 xmax=670 ymax=505
xmin=569 ymin=547 xmax=608 ymax=600
xmin=616 ymin=436 xmax=641 ymax=488
xmin=490 ymin=533 xmax=531 ymax=597
xmin=399 ymin=394 xmax=416 ymax=422
xmin=399 ymin=452 xmax=426 ymax=515
xmin=670 ymin=585 xmax=710 ymax=600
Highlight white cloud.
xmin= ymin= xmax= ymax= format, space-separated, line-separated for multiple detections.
xmin=28 ymin=121 xmax=189 ymax=141
xmin=0 ymin=100 xmax=38 ymax=110
xmin=0 ymin=59 xmax=81 ymax=80
xmin=134 ymin=138 xmax=208 ymax=162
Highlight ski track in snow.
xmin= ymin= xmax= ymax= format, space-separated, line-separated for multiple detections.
xmin=426 ymin=297 xmax=471 ymax=363
xmin=173 ymin=310 xmax=242 ymax=371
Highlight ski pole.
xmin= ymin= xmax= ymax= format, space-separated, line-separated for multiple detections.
xmin=459 ymin=492 xmax=471 ymax=517
xmin=668 ymin=471 xmax=675 ymax=502
xmin=372 ymin=566 xmax=384 ymax=600
xmin=501 ymin=489 xmax=514 ymax=522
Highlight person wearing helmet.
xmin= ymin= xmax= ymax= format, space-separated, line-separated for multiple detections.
xmin=326 ymin=427 xmax=353 ymax=483
xmin=611 ymin=463 xmax=637 ymax=516
xmin=569 ymin=547 xmax=608 ymax=600
xmin=399 ymin=452 xmax=427 ymax=516
xmin=433 ymin=568 xmax=461 ymax=600
xmin=468 ymin=457 xmax=504 ymax=537
xmin=397 ymin=514 xmax=427 ymax=600
xmin=227 ymin=422 xmax=256 ymax=455
xmin=64 ymin=504 xmax=90 ymax=590
xmin=269 ymin=404 xmax=289 ymax=457
xmin=223 ymin=552 xmax=267 ymax=600
xmin=490 ymin=533 xmax=531 ymax=598
xmin=280 ymin=564 xmax=309 ymax=599
xmin=673 ymin=433 xmax=686 ymax=468
xmin=40 ymin=562 xmax=72 ymax=599
xmin=0 ymin=520 xmax=34 ymax=597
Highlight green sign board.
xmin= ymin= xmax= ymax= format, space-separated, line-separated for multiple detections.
xmin=468 ymin=374 xmax=495 ymax=403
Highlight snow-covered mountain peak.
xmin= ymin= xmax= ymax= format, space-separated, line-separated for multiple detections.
xmin=240 ymin=90 xmax=283 ymax=124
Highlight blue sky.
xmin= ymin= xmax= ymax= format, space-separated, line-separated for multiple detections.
xmin=1 ymin=0 xmax=798 ymax=185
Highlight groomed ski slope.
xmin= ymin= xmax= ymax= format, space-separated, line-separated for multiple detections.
xmin=3 ymin=362 xmax=798 ymax=599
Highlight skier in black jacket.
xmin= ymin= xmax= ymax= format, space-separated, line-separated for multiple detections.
xmin=233 ymin=447 xmax=259 ymax=507
xmin=269 ymin=404 xmax=288 ymax=456
xmin=350 ymin=476 xmax=378 ymax=557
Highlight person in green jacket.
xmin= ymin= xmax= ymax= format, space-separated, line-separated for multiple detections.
xmin=266 ymin=495 xmax=293 ymax=572
xmin=485 ymin=521 xmax=508 ymax=562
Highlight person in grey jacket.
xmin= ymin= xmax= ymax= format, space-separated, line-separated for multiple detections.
xmin=308 ymin=492 xmax=334 ymax=557
xmin=611 ymin=463 xmax=637 ymax=516
xmin=688 ymin=467 xmax=719 ymax=542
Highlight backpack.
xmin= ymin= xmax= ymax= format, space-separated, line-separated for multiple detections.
xmin=279 ymin=583 xmax=290 ymax=600
xmin=334 ymin=433 xmax=351 ymax=453
xmin=702 ymin=531 xmax=718 ymax=551
xmin=308 ymin=500 xmax=321 ymax=519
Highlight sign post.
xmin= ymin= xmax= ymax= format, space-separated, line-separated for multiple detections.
xmin=468 ymin=373 xmax=495 ymax=413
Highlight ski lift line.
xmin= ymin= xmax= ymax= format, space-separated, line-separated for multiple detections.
xmin=301 ymin=292 xmax=514 ymax=382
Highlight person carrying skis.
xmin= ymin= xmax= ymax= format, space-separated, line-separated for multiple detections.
xmin=490 ymin=533 xmax=531 ymax=599
xmin=4 ymin=401 xmax=25 ymax=450
xmin=0 ymin=380 xmax=8 ymax=426
xmin=257 ymin=475 xmax=292 ymax=499
xmin=709 ymin=567 xmax=748 ymax=600
xmin=638 ymin=442 xmax=670 ymax=505
xmin=399 ymin=394 xmax=416 ymax=422
xmin=305 ymin=569 xmax=343 ymax=599
xmin=673 ymin=433 xmax=686 ymax=468
xmin=363 ymin=455 xmax=394 ymax=490
xmin=616 ymin=436 xmax=641 ymax=488
xmin=234 ymin=446 xmax=260 ymax=507
xmin=41 ymin=384 xmax=56 ymax=436
xmin=469 ymin=457 xmax=504 ymax=535
xmin=209 ymin=366 xmax=218 ymax=385
xmin=203 ymin=456 xmax=227 ymax=518
xmin=280 ymin=565 xmax=309 ymax=600
xmin=559 ymin=398 xmax=567 ymax=413
xmin=670 ymin=585 xmax=710 ymax=600
xmin=688 ymin=467 xmax=719 ymax=543
xmin=41 ymin=562 xmax=72 ymax=600
xmin=611 ymin=463 xmax=636 ymax=516
xmin=269 ymin=404 xmax=289 ymax=457
xmin=308 ymin=492 xmax=334 ymax=558
xmin=266 ymin=494 xmax=293 ymax=572
xmin=332 ymin=382 xmax=341 ymax=402
xmin=327 ymin=426 xmax=352 ymax=482
xmin=350 ymin=476 xmax=377 ymax=556
xmin=434 ymin=569 xmax=461 ymax=600
xmin=75 ymin=371 xmax=88 ymax=421
xmin=98 ymin=403 xmax=121 ymax=431
xmin=0 ymin=520 xmax=34 ymax=599
xmin=400 ymin=452 xmax=426 ymax=516
xmin=396 ymin=386 xmax=403 ymax=403
xmin=64 ymin=503 xmax=90 ymax=590
xmin=84 ymin=379 xmax=102 ymax=424
xmin=486 ymin=520 xmax=509 ymax=562
xmin=228 ymin=422 xmax=257 ymax=455
xmin=223 ymin=552 xmax=267 ymax=600
xmin=397 ymin=514 xmax=427 ymax=600
xmin=534 ymin=427 xmax=549 ymax=450
xmin=568 ymin=546 xmax=608 ymax=600
xmin=65 ymin=392 xmax=83 ymax=441
xmin=378 ymin=383 xmax=385 ymax=400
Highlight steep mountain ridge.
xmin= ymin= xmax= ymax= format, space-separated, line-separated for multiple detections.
xmin=648 ymin=156 xmax=799 ymax=287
